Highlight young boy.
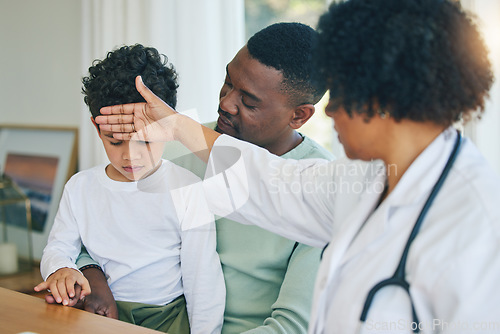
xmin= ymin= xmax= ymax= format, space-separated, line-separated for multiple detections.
xmin=34 ymin=44 xmax=225 ymax=334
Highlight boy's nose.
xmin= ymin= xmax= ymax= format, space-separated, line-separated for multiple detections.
xmin=123 ymin=142 xmax=142 ymax=160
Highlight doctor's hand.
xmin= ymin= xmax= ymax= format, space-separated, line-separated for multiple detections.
xmin=95 ymin=75 xmax=179 ymax=143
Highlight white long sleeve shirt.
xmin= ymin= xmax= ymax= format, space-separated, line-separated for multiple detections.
xmin=203 ymin=128 xmax=500 ymax=333
xmin=41 ymin=159 xmax=225 ymax=334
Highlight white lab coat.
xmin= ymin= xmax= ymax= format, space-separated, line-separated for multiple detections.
xmin=204 ymin=127 xmax=500 ymax=333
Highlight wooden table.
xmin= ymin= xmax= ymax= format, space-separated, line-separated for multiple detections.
xmin=0 ymin=265 xmax=45 ymax=297
xmin=0 ymin=287 xmax=161 ymax=334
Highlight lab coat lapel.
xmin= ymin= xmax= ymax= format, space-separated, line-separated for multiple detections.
xmin=309 ymin=169 xmax=386 ymax=333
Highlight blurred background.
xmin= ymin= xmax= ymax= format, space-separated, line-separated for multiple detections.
xmin=0 ymin=0 xmax=498 ymax=262
xmin=1 ymin=0 xmax=498 ymax=171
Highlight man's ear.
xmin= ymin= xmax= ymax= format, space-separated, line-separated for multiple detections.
xmin=289 ymin=104 xmax=315 ymax=130
xmin=90 ymin=117 xmax=101 ymax=137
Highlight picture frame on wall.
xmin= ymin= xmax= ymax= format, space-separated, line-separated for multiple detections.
xmin=0 ymin=125 xmax=78 ymax=262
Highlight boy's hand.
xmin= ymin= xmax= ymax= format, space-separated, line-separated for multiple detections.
xmin=34 ymin=267 xmax=91 ymax=306
xmin=43 ymin=267 xmax=118 ymax=319
xmin=96 ymin=75 xmax=178 ymax=143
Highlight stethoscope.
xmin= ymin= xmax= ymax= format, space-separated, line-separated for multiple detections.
xmin=354 ymin=130 xmax=463 ymax=333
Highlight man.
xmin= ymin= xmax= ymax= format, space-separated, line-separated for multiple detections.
xmin=62 ymin=23 xmax=333 ymax=333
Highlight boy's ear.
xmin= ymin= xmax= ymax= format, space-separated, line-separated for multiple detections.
xmin=289 ymin=104 xmax=315 ymax=130
xmin=90 ymin=117 xmax=101 ymax=137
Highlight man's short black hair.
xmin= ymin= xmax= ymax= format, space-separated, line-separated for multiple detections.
xmin=315 ymin=0 xmax=493 ymax=126
xmin=82 ymin=44 xmax=178 ymax=119
xmin=247 ymin=22 xmax=327 ymax=107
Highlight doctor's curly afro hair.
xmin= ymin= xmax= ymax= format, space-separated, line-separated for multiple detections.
xmin=314 ymin=0 xmax=493 ymax=126
xmin=82 ymin=44 xmax=178 ymax=119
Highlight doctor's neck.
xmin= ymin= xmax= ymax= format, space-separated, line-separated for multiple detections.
xmin=379 ymin=120 xmax=447 ymax=198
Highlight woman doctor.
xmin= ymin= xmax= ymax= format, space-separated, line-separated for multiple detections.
xmin=96 ymin=0 xmax=500 ymax=332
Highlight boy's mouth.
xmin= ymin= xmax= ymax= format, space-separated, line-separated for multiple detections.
xmin=123 ymin=165 xmax=143 ymax=173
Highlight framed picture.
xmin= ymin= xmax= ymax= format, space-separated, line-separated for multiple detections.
xmin=0 ymin=125 xmax=78 ymax=261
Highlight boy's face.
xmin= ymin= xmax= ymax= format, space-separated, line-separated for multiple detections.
xmin=97 ymin=127 xmax=165 ymax=182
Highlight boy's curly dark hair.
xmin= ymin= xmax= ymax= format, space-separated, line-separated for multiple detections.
xmin=247 ymin=22 xmax=327 ymax=107
xmin=315 ymin=0 xmax=493 ymax=126
xmin=82 ymin=44 xmax=178 ymax=119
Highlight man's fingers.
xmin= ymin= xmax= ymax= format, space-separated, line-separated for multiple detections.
xmin=136 ymin=75 xmax=160 ymax=105
xmin=136 ymin=75 xmax=177 ymax=114
xmin=45 ymin=294 xmax=56 ymax=304
xmin=73 ymin=284 xmax=82 ymax=300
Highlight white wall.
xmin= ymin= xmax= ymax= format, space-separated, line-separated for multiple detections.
xmin=0 ymin=0 xmax=245 ymax=260
xmin=469 ymin=0 xmax=500 ymax=175
xmin=78 ymin=0 xmax=245 ymax=170
xmin=0 ymin=0 xmax=82 ymax=127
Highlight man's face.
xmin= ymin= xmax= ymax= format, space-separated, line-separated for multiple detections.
xmin=98 ymin=129 xmax=165 ymax=182
xmin=215 ymin=46 xmax=296 ymax=152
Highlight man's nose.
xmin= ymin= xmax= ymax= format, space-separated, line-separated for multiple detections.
xmin=219 ymin=89 xmax=239 ymax=115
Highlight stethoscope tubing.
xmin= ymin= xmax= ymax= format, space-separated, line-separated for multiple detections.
xmin=358 ymin=130 xmax=463 ymax=333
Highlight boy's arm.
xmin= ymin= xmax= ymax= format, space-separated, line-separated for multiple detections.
xmin=38 ymin=184 xmax=88 ymax=306
xmin=179 ymin=180 xmax=225 ymax=334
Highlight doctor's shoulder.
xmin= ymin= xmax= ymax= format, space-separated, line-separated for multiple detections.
xmin=410 ymin=137 xmax=500 ymax=270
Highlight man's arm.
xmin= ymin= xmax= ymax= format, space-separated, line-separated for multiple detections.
xmin=75 ymin=247 xmax=118 ymax=318
xmin=78 ymin=266 xmax=118 ymax=318
xmin=243 ymin=243 xmax=320 ymax=334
